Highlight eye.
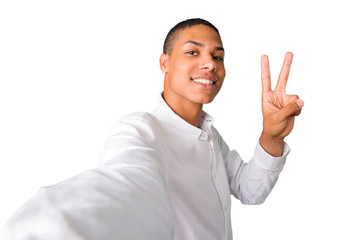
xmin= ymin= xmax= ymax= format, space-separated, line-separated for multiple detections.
xmin=213 ymin=56 xmax=224 ymax=61
xmin=186 ymin=51 xmax=198 ymax=55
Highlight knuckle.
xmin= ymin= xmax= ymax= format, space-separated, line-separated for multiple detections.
xmin=279 ymin=73 xmax=289 ymax=80
xmin=262 ymin=73 xmax=271 ymax=80
xmin=289 ymin=95 xmax=299 ymax=101
xmin=294 ymin=109 xmax=302 ymax=116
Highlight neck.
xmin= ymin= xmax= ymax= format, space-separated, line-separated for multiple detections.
xmin=162 ymin=92 xmax=203 ymax=128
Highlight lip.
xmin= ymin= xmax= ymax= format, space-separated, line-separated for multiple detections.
xmin=191 ymin=75 xmax=217 ymax=90
xmin=191 ymin=75 xmax=218 ymax=83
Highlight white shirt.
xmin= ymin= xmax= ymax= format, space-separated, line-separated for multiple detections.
xmin=148 ymin=95 xmax=289 ymax=239
xmin=1 ymin=95 xmax=289 ymax=240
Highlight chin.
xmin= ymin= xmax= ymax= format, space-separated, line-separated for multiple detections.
xmin=197 ymin=96 xmax=216 ymax=104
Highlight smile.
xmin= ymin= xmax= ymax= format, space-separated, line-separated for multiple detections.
xmin=192 ymin=79 xmax=214 ymax=85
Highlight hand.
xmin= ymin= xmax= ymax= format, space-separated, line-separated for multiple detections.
xmin=259 ymin=52 xmax=304 ymax=156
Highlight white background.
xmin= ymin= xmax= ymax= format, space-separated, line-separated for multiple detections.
xmin=1 ymin=0 xmax=355 ymax=239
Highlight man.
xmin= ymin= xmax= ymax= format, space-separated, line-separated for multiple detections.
xmin=2 ymin=18 xmax=303 ymax=240
xmin=155 ymin=18 xmax=303 ymax=239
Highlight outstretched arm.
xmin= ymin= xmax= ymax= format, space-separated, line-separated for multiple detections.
xmin=259 ymin=52 xmax=304 ymax=157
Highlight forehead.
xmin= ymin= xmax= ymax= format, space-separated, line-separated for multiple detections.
xmin=174 ymin=25 xmax=223 ymax=48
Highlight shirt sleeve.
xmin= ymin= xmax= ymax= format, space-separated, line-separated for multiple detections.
xmin=212 ymin=126 xmax=289 ymax=205
xmin=1 ymin=113 xmax=175 ymax=240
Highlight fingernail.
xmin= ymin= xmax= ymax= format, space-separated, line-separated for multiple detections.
xmin=296 ymin=99 xmax=304 ymax=108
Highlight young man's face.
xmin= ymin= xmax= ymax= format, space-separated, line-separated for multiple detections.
xmin=161 ymin=24 xmax=226 ymax=106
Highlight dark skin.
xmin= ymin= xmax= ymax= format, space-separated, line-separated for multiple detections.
xmin=160 ymin=25 xmax=225 ymax=127
xmin=260 ymin=53 xmax=304 ymax=156
xmin=159 ymin=25 xmax=303 ymax=157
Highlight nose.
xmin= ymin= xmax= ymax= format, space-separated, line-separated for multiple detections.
xmin=199 ymin=57 xmax=216 ymax=71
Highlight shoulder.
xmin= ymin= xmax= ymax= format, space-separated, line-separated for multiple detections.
xmin=104 ymin=112 xmax=162 ymax=144
xmin=116 ymin=111 xmax=160 ymax=126
xmin=109 ymin=112 xmax=159 ymax=130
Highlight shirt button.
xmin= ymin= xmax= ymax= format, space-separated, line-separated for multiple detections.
xmin=224 ymin=206 xmax=227 ymax=212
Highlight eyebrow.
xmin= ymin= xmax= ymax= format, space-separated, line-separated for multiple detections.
xmin=184 ymin=40 xmax=224 ymax=51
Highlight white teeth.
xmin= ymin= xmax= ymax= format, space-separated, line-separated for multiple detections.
xmin=193 ymin=79 xmax=214 ymax=84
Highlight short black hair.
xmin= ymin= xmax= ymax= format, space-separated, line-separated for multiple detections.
xmin=163 ymin=18 xmax=220 ymax=55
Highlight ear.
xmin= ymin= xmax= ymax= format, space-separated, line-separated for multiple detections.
xmin=159 ymin=53 xmax=169 ymax=73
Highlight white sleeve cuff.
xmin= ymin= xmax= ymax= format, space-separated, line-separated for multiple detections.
xmin=253 ymin=141 xmax=290 ymax=170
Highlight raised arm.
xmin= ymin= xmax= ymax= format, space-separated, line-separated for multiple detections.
xmin=259 ymin=52 xmax=304 ymax=156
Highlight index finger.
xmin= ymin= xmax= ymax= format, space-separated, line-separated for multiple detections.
xmin=275 ymin=52 xmax=293 ymax=92
xmin=261 ymin=54 xmax=271 ymax=93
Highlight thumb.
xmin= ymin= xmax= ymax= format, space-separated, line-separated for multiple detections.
xmin=277 ymin=99 xmax=304 ymax=119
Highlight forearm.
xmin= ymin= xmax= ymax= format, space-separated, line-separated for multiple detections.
xmin=233 ymin=141 xmax=289 ymax=205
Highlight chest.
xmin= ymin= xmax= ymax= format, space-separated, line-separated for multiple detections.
xmin=159 ymin=127 xmax=229 ymax=192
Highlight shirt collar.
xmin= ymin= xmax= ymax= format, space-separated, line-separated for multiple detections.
xmin=151 ymin=93 xmax=214 ymax=140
